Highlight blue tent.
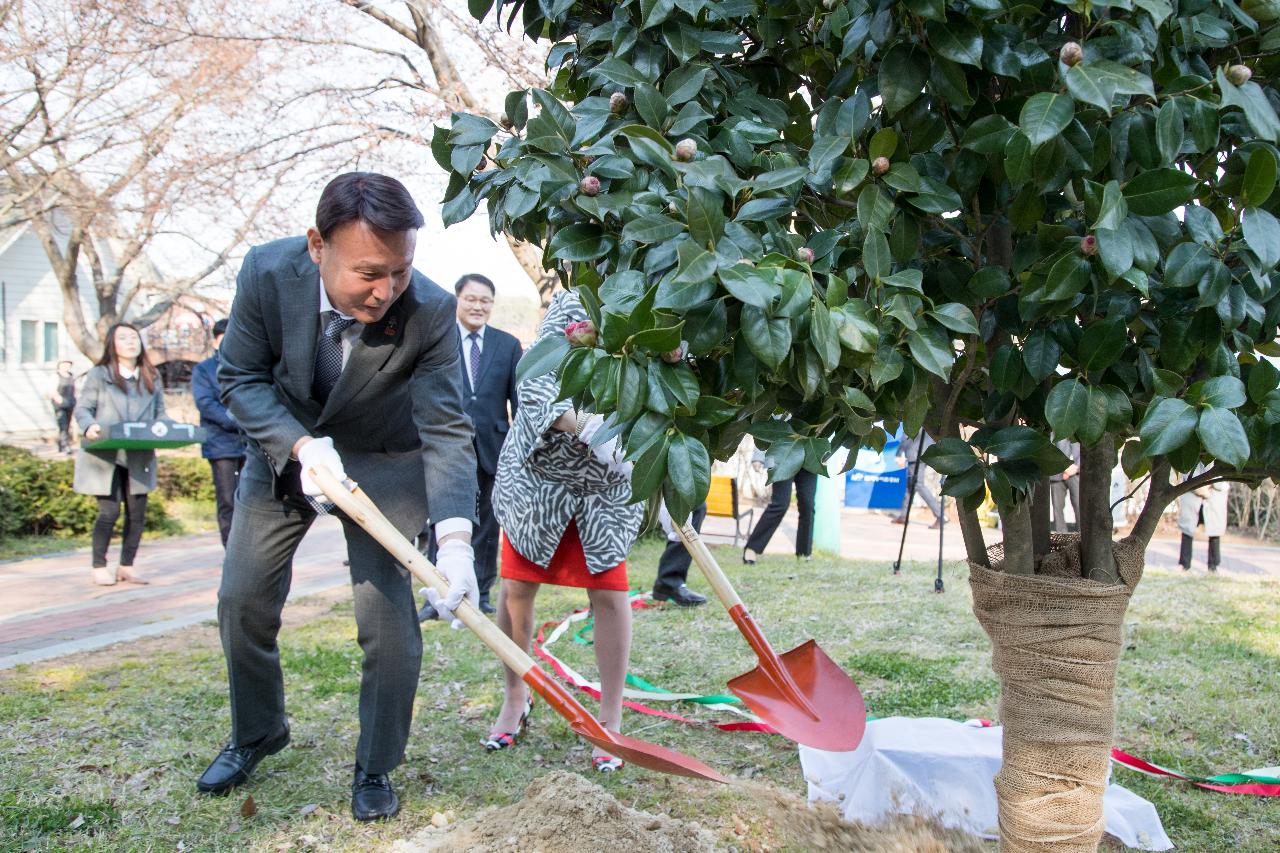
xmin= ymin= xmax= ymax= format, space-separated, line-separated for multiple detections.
xmin=845 ymin=430 xmax=909 ymax=510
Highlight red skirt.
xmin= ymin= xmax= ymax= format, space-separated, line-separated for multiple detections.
xmin=500 ymin=520 xmax=628 ymax=590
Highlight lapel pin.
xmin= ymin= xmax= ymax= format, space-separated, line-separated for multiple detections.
xmin=384 ymin=316 xmax=398 ymax=337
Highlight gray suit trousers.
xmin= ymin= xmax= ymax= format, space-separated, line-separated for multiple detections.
xmin=218 ymin=454 xmax=422 ymax=774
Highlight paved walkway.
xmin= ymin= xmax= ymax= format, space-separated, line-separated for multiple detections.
xmin=0 ymin=517 xmax=350 ymax=669
xmin=3 ymin=508 xmax=1276 ymax=671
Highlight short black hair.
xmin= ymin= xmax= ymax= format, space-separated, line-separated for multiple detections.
xmin=212 ymin=319 xmax=230 ymax=337
xmin=454 ymin=274 xmax=496 ymax=296
xmin=315 ymin=172 xmax=424 ymax=240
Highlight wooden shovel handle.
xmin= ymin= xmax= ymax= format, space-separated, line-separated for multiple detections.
xmin=675 ymin=521 xmax=744 ymax=611
xmin=309 ymin=465 xmax=535 ymax=679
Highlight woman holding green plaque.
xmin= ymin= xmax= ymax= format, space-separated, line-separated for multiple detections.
xmin=73 ymin=323 xmax=166 ymax=586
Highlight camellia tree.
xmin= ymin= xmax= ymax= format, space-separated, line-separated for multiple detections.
xmin=435 ymin=0 xmax=1280 ymax=849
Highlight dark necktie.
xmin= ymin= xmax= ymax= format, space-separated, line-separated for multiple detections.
xmin=314 ymin=311 xmax=355 ymax=402
xmin=469 ymin=331 xmax=482 ymax=387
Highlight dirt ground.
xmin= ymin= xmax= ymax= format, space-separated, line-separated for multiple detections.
xmin=393 ymin=771 xmax=986 ymax=853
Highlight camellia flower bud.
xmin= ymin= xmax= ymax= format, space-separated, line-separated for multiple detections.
xmin=1059 ymin=41 xmax=1084 ymax=68
xmin=1080 ymin=234 xmax=1098 ymax=256
xmin=609 ymin=92 xmax=629 ymax=114
xmin=1228 ymin=64 xmax=1252 ymax=86
xmin=674 ymin=138 xmax=698 ymax=162
xmin=872 ymin=156 xmax=891 ymax=176
xmin=661 ymin=346 xmax=685 ymax=364
xmin=579 ymin=176 xmax=601 ymax=196
xmin=564 ymin=320 xmax=598 ymax=347
xmin=798 ymin=246 xmax=815 ymax=264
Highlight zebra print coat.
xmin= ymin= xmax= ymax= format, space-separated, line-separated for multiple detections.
xmin=493 ymin=291 xmax=644 ymax=574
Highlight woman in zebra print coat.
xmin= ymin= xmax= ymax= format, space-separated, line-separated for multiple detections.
xmin=488 ymin=290 xmax=644 ymax=771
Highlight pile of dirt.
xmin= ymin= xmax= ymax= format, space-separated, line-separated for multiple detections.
xmin=753 ymin=782 xmax=987 ymax=852
xmin=393 ymin=770 xmax=718 ymax=853
xmin=394 ymin=772 xmax=985 ymax=853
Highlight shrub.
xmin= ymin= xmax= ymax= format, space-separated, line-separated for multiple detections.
xmin=0 ymin=445 xmax=173 ymax=538
xmin=155 ymin=455 xmax=214 ymax=502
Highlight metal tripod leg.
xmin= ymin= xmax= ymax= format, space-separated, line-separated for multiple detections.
xmin=892 ymin=449 xmax=924 ymax=575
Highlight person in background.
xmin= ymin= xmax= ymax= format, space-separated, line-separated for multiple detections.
xmin=1050 ymin=438 xmax=1081 ymax=533
xmin=49 ymin=360 xmax=77 ymax=453
xmin=487 ymin=290 xmax=641 ymax=772
xmin=191 ymin=319 xmax=247 ymax=548
xmin=1178 ymin=465 xmax=1228 ymax=572
xmin=73 ymin=324 xmax=166 ymax=586
xmin=893 ymin=430 xmax=942 ymax=529
xmin=651 ymin=500 xmax=708 ymax=606
xmin=419 ymin=273 xmax=520 ymax=619
xmin=742 ymin=460 xmax=818 ymax=564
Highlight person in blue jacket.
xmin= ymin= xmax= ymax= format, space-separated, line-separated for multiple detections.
xmin=191 ymin=319 xmax=247 ymax=546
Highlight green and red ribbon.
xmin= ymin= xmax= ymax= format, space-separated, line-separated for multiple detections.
xmin=532 ymin=590 xmax=1277 ymax=797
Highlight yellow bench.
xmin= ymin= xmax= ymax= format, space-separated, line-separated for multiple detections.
xmin=705 ymin=474 xmax=754 ymax=547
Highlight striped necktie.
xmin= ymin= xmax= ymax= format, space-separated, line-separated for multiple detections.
xmin=469 ymin=331 xmax=482 ymax=387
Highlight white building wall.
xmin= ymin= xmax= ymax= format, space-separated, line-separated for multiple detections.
xmin=0 ymin=226 xmax=102 ymax=439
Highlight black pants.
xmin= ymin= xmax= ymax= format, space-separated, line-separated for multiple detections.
xmin=209 ymin=456 xmax=245 ymax=547
xmin=745 ymin=469 xmax=818 ymax=556
xmin=654 ymin=503 xmax=707 ymax=594
xmin=91 ymin=465 xmax=147 ymax=568
xmin=426 ymin=467 xmax=498 ymax=604
xmin=54 ymin=406 xmax=73 ymax=451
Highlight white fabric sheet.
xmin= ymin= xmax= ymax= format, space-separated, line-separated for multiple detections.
xmin=798 ymin=716 xmax=1172 ymax=851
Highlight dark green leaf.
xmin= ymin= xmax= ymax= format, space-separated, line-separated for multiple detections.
xmin=1122 ymin=168 xmax=1200 ymax=216
xmin=741 ymin=304 xmax=791 ymax=369
xmin=926 ymin=20 xmax=983 ymax=67
xmin=1198 ymin=407 xmax=1250 ymax=468
xmin=1242 ymin=148 xmax=1278 ymax=207
xmin=1041 ymin=253 xmax=1092 ymax=302
xmin=1023 ymin=330 xmax=1061 ymax=381
xmin=928 ymin=303 xmax=979 ymax=334
xmin=923 ymin=437 xmax=979 ymax=475
xmin=547 ymin=224 xmax=614 ymax=261
xmin=1079 ymin=317 xmax=1127 ymax=372
xmin=907 ymin=324 xmax=953 ymax=379
xmin=1140 ymin=397 xmax=1199 ymax=455
xmin=1199 ymin=375 xmax=1246 ymax=408
xmin=1242 ymin=207 xmax=1280 ymax=270
xmin=622 ymin=214 xmax=685 ymax=243
xmin=516 ymin=333 xmax=570 ymax=384
xmin=1092 ymin=180 xmax=1128 ymax=231
xmin=1045 ymin=378 xmax=1089 ymax=439
xmin=630 ymin=433 xmax=670 ymax=500
xmin=1019 ymin=93 xmax=1074 ymax=147
xmin=719 ymin=265 xmax=778 ymax=307
xmin=879 ymin=45 xmax=928 ymax=115
xmin=985 ymin=425 xmax=1049 ymax=461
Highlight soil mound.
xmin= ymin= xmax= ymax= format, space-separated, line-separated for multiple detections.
xmin=394 ymin=772 xmax=985 ymax=853
xmin=393 ymin=770 xmax=718 ymax=853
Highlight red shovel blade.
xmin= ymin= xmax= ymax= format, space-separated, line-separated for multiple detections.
xmin=728 ymin=639 xmax=867 ymax=753
xmin=523 ymin=667 xmax=727 ymax=782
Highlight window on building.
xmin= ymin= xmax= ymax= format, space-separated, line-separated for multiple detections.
xmin=43 ymin=322 xmax=58 ymax=362
xmin=20 ymin=320 xmax=37 ymax=363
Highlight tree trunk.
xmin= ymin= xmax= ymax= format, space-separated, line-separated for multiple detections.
xmin=1121 ymin=460 xmax=1171 ymax=552
xmin=1030 ymin=476 xmax=1051 ymax=560
xmin=997 ymin=499 xmax=1035 ymax=574
xmin=957 ymin=503 xmax=991 ymax=568
xmin=1079 ymin=437 xmax=1118 ymax=583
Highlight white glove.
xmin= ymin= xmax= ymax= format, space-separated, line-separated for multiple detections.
xmin=297 ymin=436 xmax=346 ymax=497
xmin=577 ymin=416 xmax=633 ymax=478
xmin=426 ymin=539 xmax=478 ymax=630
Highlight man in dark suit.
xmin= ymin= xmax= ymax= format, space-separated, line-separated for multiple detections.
xmin=191 ymin=319 xmax=246 ymax=547
xmin=445 ymin=274 xmax=519 ymax=614
xmin=199 ymin=173 xmax=479 ymax=822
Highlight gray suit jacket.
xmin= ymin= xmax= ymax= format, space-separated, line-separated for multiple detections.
xmin=72 ymin=365 xmax=167 ymax=496
xmin=218 ymin=236 xmax=477 ymax=533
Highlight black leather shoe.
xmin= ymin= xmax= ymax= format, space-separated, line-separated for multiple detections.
xmin=351 ymin=765 xmax=399 ymax=821
xmin=653 ymin=584 xmax=707 ymax=607
xmin=418 ymin=602 xmax=439 ymax=622
xmin=196 ymin=724 xmax=290 ymax=794
xmin=478 ymin=598 xmax=497 ymax=615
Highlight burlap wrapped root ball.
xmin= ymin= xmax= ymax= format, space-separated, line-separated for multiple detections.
xmin=970 ymin=534 xmax=1144 ymax=852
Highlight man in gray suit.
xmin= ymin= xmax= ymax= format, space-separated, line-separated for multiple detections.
xmin=197 ymin=173 xmax=479 ymax=822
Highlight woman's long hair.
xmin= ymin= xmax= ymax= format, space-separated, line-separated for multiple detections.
xmin=96 ymin=323 xmax=159 ymax=394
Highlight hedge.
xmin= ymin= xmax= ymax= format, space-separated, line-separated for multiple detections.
xmin=0 ymin=445 xmax=197 ymax=539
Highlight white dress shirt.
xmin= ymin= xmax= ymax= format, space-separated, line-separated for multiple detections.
xmin=317 ymin=279 xmax=472 ymax=540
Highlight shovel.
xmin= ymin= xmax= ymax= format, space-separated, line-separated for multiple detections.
xmin=309 ymin=465 xmax=727 ymax=783
xmin=676 ymin=522 xmax=866 ymax=752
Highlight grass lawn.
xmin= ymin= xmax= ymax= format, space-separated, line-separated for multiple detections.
xmin=1 ymin=538 xmax=1276 ymax=851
